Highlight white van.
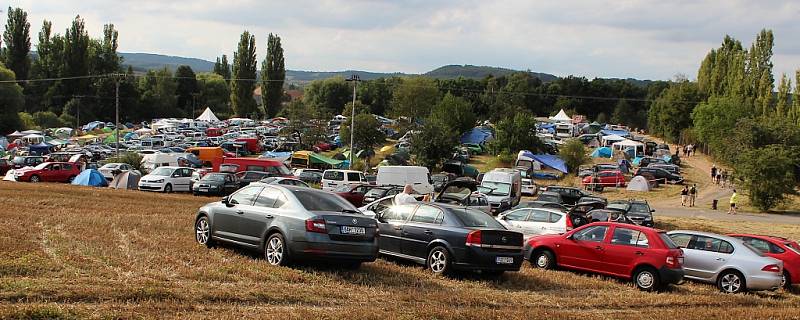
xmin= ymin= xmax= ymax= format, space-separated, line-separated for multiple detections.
xmin=376 ymin=166 xmax=434 ymax=194
xmin=321 ymin=169 xmax=367 ymax=191
xmin=141 ymin=153 xmax=184 ymax=171
xmin=479 ymin=168 xmax=522 ymax=214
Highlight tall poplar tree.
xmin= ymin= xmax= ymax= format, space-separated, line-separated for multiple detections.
xmin=261 ymin=33 xmax=285 ymax=118
xmin=2 ymin=7 xmax=31 ymax=82
xmin=230 ymin=31 xmax=258 ymax=118
xmin=775 ymin=73 xmax=790 ymax=116
xmin=213 ymin=54 xmax=231 ymax=82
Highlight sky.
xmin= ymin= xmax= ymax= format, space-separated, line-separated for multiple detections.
xmin=6 ymin=0 xmax=800 ymax=80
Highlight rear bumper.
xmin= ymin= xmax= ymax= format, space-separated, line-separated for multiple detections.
xmin=746 ymin=273 xmax=783 ymax=290
xmin=289 ymin=239 xmax=378 ymax=262
xmin=452 ymin=246 xmax=523 ymax=271
xmin=658 ymin=266 xmax=684 ymax=285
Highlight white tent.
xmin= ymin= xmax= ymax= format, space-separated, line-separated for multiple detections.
xmin=196 ymin=107 xmax=220 ymax=122
xmin=601 ymin=134 xmax=626 ymax=146
xmin=549 ymin=109 xmax=572 ymax=123
xmin=612 ymin=139 xmax=645 ymax=155
xmin=626 ymin=176 xmax=651 ymax=192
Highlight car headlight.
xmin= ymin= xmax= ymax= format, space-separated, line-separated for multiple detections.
xmin=152 ymin=179 xmax=164 ymax=183
xmin=644 ymin=216 xmax=653 ymax=221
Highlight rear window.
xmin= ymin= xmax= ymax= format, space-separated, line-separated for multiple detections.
xmin=292 ymin=189 xmax=356 ymax=212
xmin=452 ymin=208 xmax=505 ymax=228
xmin=741 ymin=242 xmax=767 ymax=257
xmin=365 ymin=187 xmax=388 ymax=198
xmin=347 ymin=172 xmax=361 ymax=181
xmin=659 ymin=233 xmax=678 ymax=249
xmin=324 ymin=171 xmax=344 ymax=181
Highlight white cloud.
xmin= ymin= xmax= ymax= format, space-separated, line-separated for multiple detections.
xmin=4 ymin=0 xmax=800 ymax=80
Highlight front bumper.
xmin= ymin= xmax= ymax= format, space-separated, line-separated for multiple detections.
xmin=138 ymin=182 xmax=165 ymax=191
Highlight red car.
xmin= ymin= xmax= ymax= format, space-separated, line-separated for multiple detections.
xmin=728 ymin=233 xmax=800 ymax=288
xmin=525 ymin=222 xmax=684 ymax=291
xmin=0 ymin=158 xmax=11 ymax=175
xmin=582 ymin=170 xmax=627 ymax=188
xmin=15 ymin=162 xmax=81 ymax=183
xmin=335 ymin=184 xmax=374 ymax=207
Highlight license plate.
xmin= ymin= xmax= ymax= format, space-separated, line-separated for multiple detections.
xmin=199 ymin=188 xmax=208 ymax=192
xmin=496 ymin=257 xmax=514 ymax=264
xmin=340 ymin=226 xmax=366 ymax=235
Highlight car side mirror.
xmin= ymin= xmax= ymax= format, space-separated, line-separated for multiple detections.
xmin=221 ymin=196 xmax=232 ymax=207
xmin=651 ymin=209 xmax=656 ymax=212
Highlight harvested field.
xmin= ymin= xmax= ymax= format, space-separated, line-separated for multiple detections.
xmin=1 ymin=182 xmax=799 ymax=319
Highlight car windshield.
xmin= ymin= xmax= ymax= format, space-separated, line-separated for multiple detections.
xmin=478 ymin=182 xmax=510 ymax=196
xmin=101 ymin=163 xmax=119 ymax=169
xmin=12 ymin=157 xmax=26 ymax=164
xmin=629 ymin=203 xmax=651 ymax=215
xmin=785 ymin=243 xmax=800 ymax=255
xmin=202 ymin=174 xmax=226 ymax=182
xmin=432 ymin=175 xmax=447 ymax=182
xmin=150 ymin=167 xmax=173 ymax=176
xmin=365 ymin=188 xmax=389 ymax=197
xmin=293 ymin=189 xmax=359 ymax=212
xmin=537 ymin=194 xmax=560 ymax=203
xmin=452 ymin=208 xmax=505 ymax=228
xmin=606 ymin=203 xmax=628 ymax=211
xmin=33 ymin=162 xmax=49 ymax=170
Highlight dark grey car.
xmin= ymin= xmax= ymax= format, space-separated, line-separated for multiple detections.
xmin=194 ymin=184 xmax=379 ymax=267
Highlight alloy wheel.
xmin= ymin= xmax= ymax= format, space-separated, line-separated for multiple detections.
xmin=536 ymin=254 xmax=549 ymax=268
xmin=429 ymin=250 xmax=447 ymax=273
xmin=30 ymin=175 xmax=40 ymax=183
xmin=266 ymin=237 xmax=284 ymax=265
xmin=195 ymin=218 xmax=210 ymax=244
xmin=720 ymin=273 xmax=742 ymax=293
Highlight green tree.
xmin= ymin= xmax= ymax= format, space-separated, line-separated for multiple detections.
xmin=213 ymin=54 xmax=231 ymax=82
xmin=303 ymin=76 xmax=351 ymax=116
xmin=610 ymin=99 xmax=633 ymax=126
xmin=411 ymin=116 xmax=459 ymax=170
xmin=25 ymin=20 xmax=55 ymax=113
xmin=138 ymin=68 xmax=178 ymax=119
xmin=175 ymin=65 xmax=198 ymax=117
xmin=197 ymin=72 xmax=231 ymax=118
xmin=489 ymin=113 xmax=543 ymax=154
xmin=691 ymin=95 xmax=752 ymax=162
xmin=0 ymin=63 xmax=23 ymax=132
xmin=647 ymin=80 xmax=701 ymax=143
xmin=358 ymin=77 xmax=395 ymax=115
xmin=775 ymin=73 xmax=790 ymax=116
xmin=230 ymin=31 xmax=258 ymax=118
xmin=792 ymin=70 xmax=800 ymax=126
xmin=32 ymin=111 xmax=63 ymax=128
xmin=390 ymin=77 xmax=439 ymax=122
xmin=62 ymin=15 xmax=91 ymax=98
xmin=2 ymin=7 xmax=31 ymax=82
xmin=339 ymin=113 xmax=385 ymax=162
xmin=595 ymin=112 xmax=608 ymax=124
xmin=342 ymin=100 xmax=370 ymax=117
xmin=735 ymin=145 xmax=798 ymax=211
xmin=430 ymin=92 xmax=475 ymax=135
xmin=559 ymin=139 xmax=590 ymax=174
xmin=261 ymin=33 xmax=285 ymax=118
xmin=17 ymin=111 xmax=35 ymax=130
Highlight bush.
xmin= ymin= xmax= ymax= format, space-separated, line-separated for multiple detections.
xmin=735 ymin=145 xmax=798 ymax=211
xmin=17 ymin=112 xmax=37 ymax=130
xmin=559 ymin=139 xmax=589 ymax=173
xmin=488 ymin=113 xmax=543 ymax=155
xmin=106 ymin=153 xmax=145 ymax=174
xmin=32 ymin=111 xmax=65 ymax=129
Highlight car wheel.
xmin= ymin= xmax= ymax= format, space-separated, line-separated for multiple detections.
xmin=164 ymin=183 xmax=172 ymax=193
xmin=782 ymin=270 xmax=791 ymax=289
xmin=30 ymin=175 xmax=40 ymax=183
xmin=342 ymin=261 xmax=362 ymax=270
xmin=195 ymin=216 xmax=215 ymax=247
xmin=633 ymin=266 xmax=660 ymax=291
xmin=264 ymin=233 xmax=290 ymax=266
xmin=532 ymin=250 xmax=555 ymax=269
xmin=427 ymin=246 xmax=452 ymax=275
xmin=717 ymin=270 xmax=746 ymax=293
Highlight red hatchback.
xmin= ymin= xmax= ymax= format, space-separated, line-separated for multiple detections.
xmin=15 ymin=162 xmax=81 ymax=183
xmin=525 ymin=222 xmax=684 ymax=291
xmin=582 ymin=170 xmax=627 ymax=188
xmin=728 ymin=233 xmax=800 ymax=288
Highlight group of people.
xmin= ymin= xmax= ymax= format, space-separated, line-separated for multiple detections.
xmin=680 ymin=144 xmax=695 ymax=157
xmin=680 ymin=184 xmax=698 ymax=207
xmin=710 ymin=164 xmax=733 ymax=188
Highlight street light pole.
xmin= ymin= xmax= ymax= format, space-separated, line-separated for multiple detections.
xmin=115 ymin=74 xmax=121 ymax=158
xmin=346 ymin=74 xmax=360 ymax=170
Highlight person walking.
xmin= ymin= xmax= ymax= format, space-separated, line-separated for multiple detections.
xmin=721 ymin=170 xmax=729 ymax=188
xmin=728 ymin=189 xmax=738 ymax=214
xmin=689 ymin=184 xmax=697 ymax=207
xmin=687 ymin=144 xmax=694 ymax=156
xmin=710 ymin=165 xmax=717 ymax=184
xmin=680 ymin=186 xmax=689 ymax=206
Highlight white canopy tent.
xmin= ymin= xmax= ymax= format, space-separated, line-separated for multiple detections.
xmin=601 ymin=134 xmax=626 ymax=146
xmin=196 ymin=107 xmax=220 ymax=122
xmin=612 ymin=139 xmax=645 ymax=155
xmin=549 ymin=109 xmax=572 ymax=123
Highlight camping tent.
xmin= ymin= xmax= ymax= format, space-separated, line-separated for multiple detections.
xmin=519 ymin=151 xmax=568 ymax=173
xmin=601 ymin=134 xmax=625 ymax=146
xmin=196 ymin=107 xmax=220 ymax=122
xmin=71 ymin=169 xmax=108 ymax=187
xmin=460 ymin=127 xmax=494 ymax=145
xmin=3 ymin=170 xmax=17 ymax=181
xmin=109 ymin=171 xmax=141 ymax=189
xmin=590 ymin=147 xmax=613 ymax=158
xmin=549 ymin=109 xmax=572 ymax=123
xmin=626 ymin=176 xmax=651 ymax=192
xmin=612 ymin=139 xmax=645 ymax=155
xmin=54 ymin=127 xmax=74 ymax=138
xmin=6 ymin=131 xmax=24 ymax=140
xmin=29 ymin=142 xmax=54 ymax=155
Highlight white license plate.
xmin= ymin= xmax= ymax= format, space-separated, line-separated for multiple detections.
xmin=340 ymin=226 xmax=366 ymax=235
xmin=495 ymin=257 xmax=514 ymax=264
xmin=199 ymin=188 xmax=208 ymax=192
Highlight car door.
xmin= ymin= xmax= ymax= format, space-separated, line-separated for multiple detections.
xmin=39 ymin=163 xmax=57 ymax=181
xmin=498 ymin=209 xmax=530 ymax=232
xmin=522 ymin=209 xmax=552 ymax=236
xmin=212 ymin=186 xmax=263 ymax=242
xmin=376 ymin=204 xmax=417 ymax=255
xmin=222 ymin=174 xmax=239 ymax=195
xmin=604 ymin=226 xmax=649 ymax=277
xmin=401 ymin=205 xmax=445 ymax=260
xmin=237 ymin=187 xmax=288 ymax=246
xmin=557 ymin=225 xmax=609 ymax=271
xmin=690 ymin=236 xmax=735 ymax=280
xmin=546 ymin=211 xmax=567 ymax=234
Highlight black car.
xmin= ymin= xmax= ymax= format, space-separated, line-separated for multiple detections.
xmin=362 ymin=185 xmax=403 ymax=204
xmin=192 ymin=172 xmax=241 ymax=196
xmin=635 ymin=167 xmax=684 ymax=184
xmin=374 ymin=202 xmax=524 ymax=275
xmin=297 ymin=171 xmax=323 ymax=184
xmin=236 ymin=171 xmax=273 ymax=187
xmin=585 ymin=209 xmax=636 ymax=225
xmin=431 ymin=173 xmax=452 ymax=193
xmin=606 ymin=200 xmax=655 ymax=227
xmin=514 ymin=200 xmax=567 ymax=212
xmin=535 ymin=191 xmax=564 ymax=205
xmin=638 ymin=157 xmax=669 ymax=168
xmin=11 ymin=156 xmax=46 ymax=169
xmin=647 ymin=163 xmax=680 ymax=175
xmin=541 ymin=186 xmax=593 ymax=206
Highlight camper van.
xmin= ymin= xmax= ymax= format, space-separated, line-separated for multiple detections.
xmin=555 ymin=123 xmax=575 ymax=138
xmin=479 ymin=168 xmax=522 ymax=214
xmin=141 ymin=153 xmax=185 ymax=171
xmin=515 ymin=150 xmax=542 ymax=172
xmin=375 ymin=166 xmax=434 ymax=194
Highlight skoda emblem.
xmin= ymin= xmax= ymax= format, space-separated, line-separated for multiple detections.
xmin=501 ymin=236 xmax=507 ymax=243
xmin=352 ymin=218 xmax=358 ymax=224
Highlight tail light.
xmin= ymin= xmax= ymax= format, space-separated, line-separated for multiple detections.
xmin=305 ymin=218 xmax=327 ymax=233
xmin=565 ymin=215 xmax=574 ymax=231
xmin=466 ymin=230 xmax=482 ymax=247
xmin=665 ymin=251 xmax=684 ymax=268
xmin=761 ymin=264 xmax=781 ymax=272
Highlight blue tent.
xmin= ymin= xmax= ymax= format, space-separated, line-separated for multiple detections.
xmin=520 ymin=151 xmax=569 ymax=173
xmin=71 ymin=169 xmax=108 ymax=187
xmin=460 ymin=127 xmax=493 ymax=145
xmin=618 ymin=159 xmax=632 ymax=174
xmin=123 ymin=132 xmax=138 ymax=141
xmin=590 ymin=147 xmax=612 ymax=158
xmin=29 ymin=142 xmax=54 ymax=155
xmin=538 ymin=123 xmax=556 ymax=134
xmin=632 ymin=157 xmax=644 ymax=166
xmin=622 ymin=147 xmax=636 ymax=158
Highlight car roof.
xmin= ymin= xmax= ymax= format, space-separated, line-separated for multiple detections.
xmin=727 ymin=233 xmax=791 ymax=242
xmin=581 ymin=221 xmax=662 ymax=232
xmin=668 ymin=230 xmax=740 ymax=242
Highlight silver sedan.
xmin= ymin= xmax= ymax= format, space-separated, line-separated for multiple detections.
xmin=667 ymin=230 xmax=783 ymax=293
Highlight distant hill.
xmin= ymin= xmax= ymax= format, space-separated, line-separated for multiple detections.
xmin=424 ymin=65 xmax=559 ymax=82
xmin=286 ymin=70 xmax=408 ymax=82
xmin=121 ymin=53 xmax=215 ymax=73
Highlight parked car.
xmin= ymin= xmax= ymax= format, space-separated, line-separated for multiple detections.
xmin=728 ymin=234 xmax=800 ymax=288
xmin=585 ymin=209 xmax=637 ymax=225
xmin=433 ymin=178 xmax=491 ymax=214
xmin=236 ymin=171 xmax=273 ymax=187
xmin=220 ymin=158 xmax=292 ymax=177
xmin=578 ymin=164 xmax=620 ymax=178
xmin=11 ymin=156 xmax=46 ymax=169
xmin=14 ymin=162 xmax=81 ymax=183
xmin=582 ymin=170 xmax=627 ymax=189
xmin=193 ymin=172 xmax=240 ymax=196
xmin=374 ymin=202 xmax=524 ymax=275
xmin=514 ymin=201 xmax=567 ymax=212
xmin=647 ymin=163 xmax=680 ymax=175
xmin=497 ymin=207 xmax=572 ymax=237
xmin=521 ymin=178 xmax=538 ymax=196
xmin=260 ymin=177 xmax=311 ymax=188
xmin=138 ymin=166 xmax=194 ymax=193
xmin=606 ymin=200 xmax=655 ymax=227
xmin=98 ymin=162 xmax=135 ymax=180
xmin=541 ymin=186 xmax=593 ymax=206
xmin=321 ymin=169 xmax=368 ymax=192
xmin=297 ymin=171 xmax=323 ymax=185
xmin=639 ymin=157 xmax=669 ymax=168
xmin=361 ymin=185 xmax=403 ymax=204
xmin=525 ymin=222 xmax=685 ymax=291
xmin=334 ymin=184 xmax=374 ymax=207
xmin=634 ymin=167 xmax=684 ymax=185
xmin=194 ymin=184 xmax=378 ymax=267
xmin=535 ymin=191 xmax=564 ymax=205
xmin=431 ymin=173 xmax=452 ymax=193
xmin=667 ymin=230 xmax=784 ymax=293
xmin=0 ymin=158 xmax=12 ymax=175
xmin=358 ymin=194 xmax=425 ymax=219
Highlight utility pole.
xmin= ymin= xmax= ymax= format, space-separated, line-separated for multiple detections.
xmin=191 ymin=92 xmax=201 ymax=118
xmin=346 ymin=74 xmax=361 ymax=170
xmin=114 ymin=74 xmax=122 ymax=157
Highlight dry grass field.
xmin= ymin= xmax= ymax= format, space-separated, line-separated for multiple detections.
xmin=1 ymin=182 xmax=800 ymax=319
